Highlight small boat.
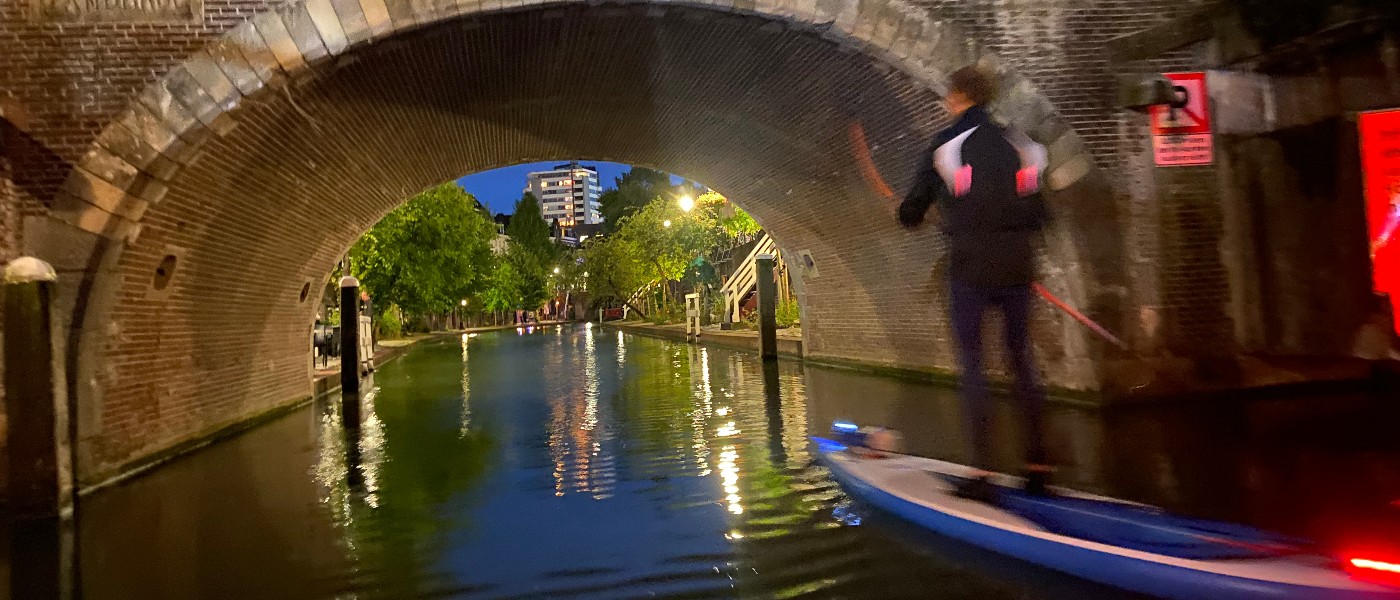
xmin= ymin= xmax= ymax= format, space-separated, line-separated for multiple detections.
xmin=813 ymin=428 xmax=1400 ymax=600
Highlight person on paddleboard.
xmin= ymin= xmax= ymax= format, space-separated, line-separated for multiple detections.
xmin=898 ymin=66 xmax=1053 ymax=501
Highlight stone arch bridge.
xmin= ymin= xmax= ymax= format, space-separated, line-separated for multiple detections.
xmin=3 ymin=0 xmax=1256 ymax=487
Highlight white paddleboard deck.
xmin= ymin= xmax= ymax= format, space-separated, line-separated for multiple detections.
xmin=819 ymin=443 xmax=1399 ymax=598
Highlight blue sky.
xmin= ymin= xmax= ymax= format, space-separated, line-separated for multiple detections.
xmin=456 ymin=161 xmax=689 ymax=215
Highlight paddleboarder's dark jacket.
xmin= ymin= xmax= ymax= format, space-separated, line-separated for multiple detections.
xmin=899 ymin=105 xmax=1052 ymax=287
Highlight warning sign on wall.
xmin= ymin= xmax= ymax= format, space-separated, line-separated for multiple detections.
xmin=1150 ymin=72 xmax=1213 ymax=167
xmin=1359 ymin=109 xmax=1400 ymax=315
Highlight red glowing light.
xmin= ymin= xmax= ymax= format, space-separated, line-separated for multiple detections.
xmin=1016 ymin=167 xmax=1039 ymax=196
xmin=1359 ymin=109 xmax=1400 ymax=334
xmin=1351 ymin=558 xmax=1400 ymax=574
xmin=1345 ymin=555 xmax=1400 ymax=587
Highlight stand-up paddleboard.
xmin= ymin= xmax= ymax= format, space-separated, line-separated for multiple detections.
xmin=813 ymin=429 xmax=1400 ymax=600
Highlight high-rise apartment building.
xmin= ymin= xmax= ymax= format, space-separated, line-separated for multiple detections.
xmin=525 ymin=162 xmax=603 ymax=228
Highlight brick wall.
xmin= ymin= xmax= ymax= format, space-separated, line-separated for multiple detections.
xmin=912 ymin=0 xmax=1230 ymax=356
xmin=3 ymin=0 xmax=1207 ymax=485
xmin=0 ymin=144 xmax=14 ymax=492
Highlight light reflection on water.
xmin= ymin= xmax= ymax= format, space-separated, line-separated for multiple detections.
xmin=64 ymin=325 xmax=1400 ymax=600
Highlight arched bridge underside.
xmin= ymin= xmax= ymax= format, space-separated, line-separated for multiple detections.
xmin=10 ymin=0 xmax=1139 ymax=485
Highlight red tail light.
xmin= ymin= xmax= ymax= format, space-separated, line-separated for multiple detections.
xmin=1350 ymin=558 xmax=1400 ymax=574
xmin=1345 ymin=556 xmax=1400 ymax=587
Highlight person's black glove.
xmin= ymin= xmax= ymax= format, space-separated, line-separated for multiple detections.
xmin=898 ymin=197 xmax=926 ymax=228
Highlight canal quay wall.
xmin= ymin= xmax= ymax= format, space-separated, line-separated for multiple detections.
xmin=604 ymin=321 xmax=1388 ymax=407
xmin=76 ymin=324 xmax=545 ymax=496
xmin=602 ymin=321 xmax=1099 ymax=402
xmin=603 ymin=322 xmax=805 ymax=359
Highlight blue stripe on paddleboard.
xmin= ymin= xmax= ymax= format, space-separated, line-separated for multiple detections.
xmin=940 ymin=474 xmax=1309 ymax=560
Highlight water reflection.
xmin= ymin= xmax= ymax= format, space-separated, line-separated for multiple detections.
xmin=459 ymin=334 xmax=472 ymax=435
xmin=5 ymin=516 xmax=75 ymax=600
xmin=41 ymin=326 xmax=1400 ymax=599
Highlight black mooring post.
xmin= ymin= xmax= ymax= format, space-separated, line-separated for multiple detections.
xmin=3 ymin=257 xmax=72 ymax=519
xmin=340 ymin=276 xmax=360 ymax=399
xmin=10 ymin=514 xmax=75 ymax=600
xmin=755 ymin=253 xmax=778 ymax=361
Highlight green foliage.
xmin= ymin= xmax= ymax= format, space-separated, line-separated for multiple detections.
xmin=378 ymin=305 xmax=403 ymax=339
xmin=506 ymin=193 xmax=556 ymax=259
xmin=715 ymin=197 xmax=762 ymax=239
xmin=350 ymin=183 xmax=496 ymax=316
xmin=599 ymin=167 xmax=674 ymax=234
xmin=552 ymin=248 xmax=586 ymax=295
xmin=584 ymin=189 xmax=731 ymax=318
xmin=481 ymin=260 xmax=522 ymax=314
xmin=403 ymin=313 xmax=431 ymax=334
xmin=505 ymin=244 xmax=551 ymax=311
xmin=620 ymin=198 xmax=722 ymax=285
xmin=582 ymin=234 xmax=649 ymax=308
xmin=500 ymin=192 xmax=563 ymax=312
xmin=775 ymin=297 xmax=801 ymax=328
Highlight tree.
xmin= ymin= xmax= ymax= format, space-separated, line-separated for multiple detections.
xmin=626 ymin=198 xmax=721 ymax=286
xmin=599 ymin=167 xmax=675 ymax=233
xmin=481 ymin=260 xmax=522 ymax=324
xmin=350 ymin=182 xmax=497 ymax=318
xmin=715 ymin=195 xmax=761 ymax=239
xmin=505 ymin=244 xmax=551 ymax=312
xmin=582 ymin=234 xmax=651 ymax=316
xmin=583 ymin=189 xmax=724 ymax=318
xmin=502 ymin=193 xmax=559 ymax=313
xmin=506 ymin=193 xmax=555 ymax=259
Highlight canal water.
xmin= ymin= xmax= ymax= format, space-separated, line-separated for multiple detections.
xmin=62 ymin=325 xmax=1400 ymax=599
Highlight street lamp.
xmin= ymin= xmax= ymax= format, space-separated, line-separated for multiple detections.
xmin=663 ymin=219 xmax=672 ymax=228
xmin=553 ymin=266 xmax=561 ymax=274
xmin=678 ymin=195 xmax=695 ymax=213
xmin=460 ymin=299 xmax=467 ymax=307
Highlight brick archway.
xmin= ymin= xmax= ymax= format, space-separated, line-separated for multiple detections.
xmin=28 ymin=0 xmax=1110 ymax=485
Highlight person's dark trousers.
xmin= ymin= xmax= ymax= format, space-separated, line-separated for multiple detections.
xmin=949 ymin=278 xmax=1048 ymax=472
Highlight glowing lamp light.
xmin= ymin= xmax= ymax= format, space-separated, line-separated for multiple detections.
xmin=553 ymin=267 xmax=560 ymax=274
xmin=832 ymin=421 xmax=860 ymax=433
xmin=460 ymin=299 xmax=467 ymax=306
xmin=679 ymin=195 xmax=695 ymax=212
xmin=663 ymin=220 xmax=672 ymax=228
